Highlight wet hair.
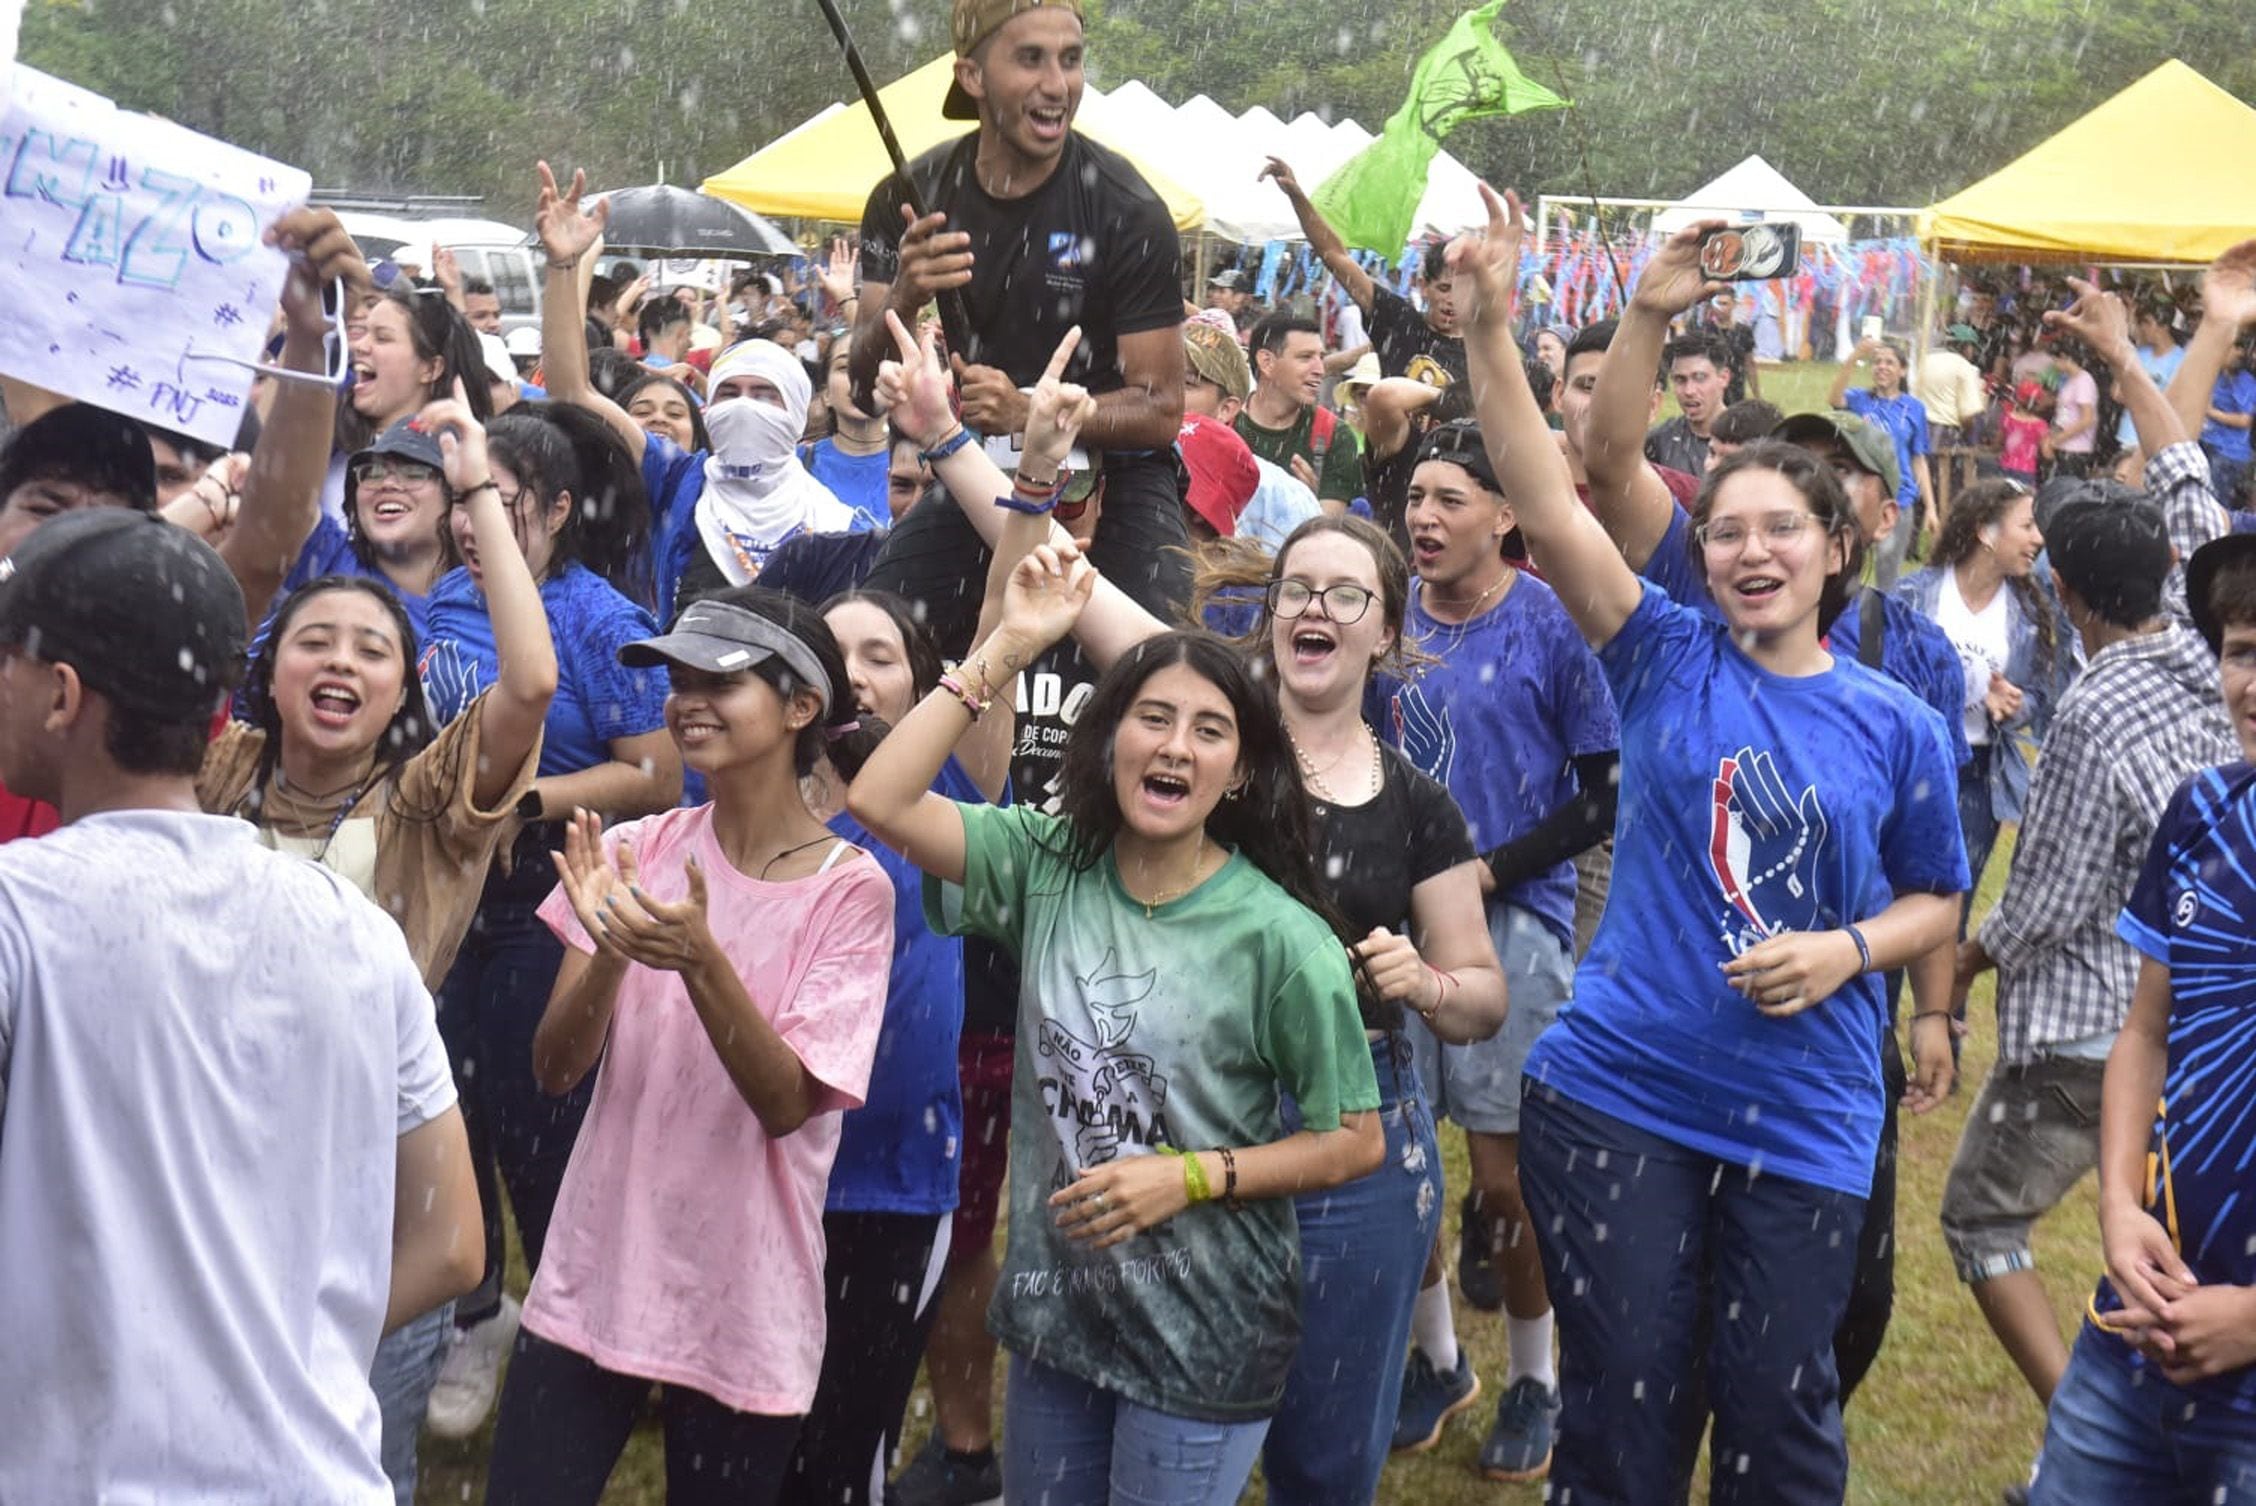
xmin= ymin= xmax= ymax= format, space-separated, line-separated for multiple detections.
xmin=1663 ymin=329 xmax=1734 ymax=377
xmin=1248 ymin=313 xmax=1320 ymax=371
xmin=1190 ymin=513 xmax=1429 ymax=681
xmin=235 ymin=576 xmax=443 ymax=822
xmin=105 ymin=705 xmax=221 ymax=777
xmin=618 ymin=371 xmax=713 ymax=453
xmin=1047 ymin=630 xmax=1367 ymax=971
xmin=587 ymin=347 xmax=648 ymax=403
xmin=1564 ymin=318 xmax=1617 ymax=376
xmin=1683 ymin=440 xmax=1866 ymax=634
xmin=693 ymin=586 xmax=885 ymax=779
xmin=338 ymin=284 xmax=493 ymax=452
xmin=1932 ymin=478 xmax=2057 ymax=674
xmin=1710 ymin=399 xmax=1785 ymax=446
xmin=462 ymin=277 xmax=496 ymax=300
xmin=1523 ymin=356 xmax=1556 ymax=413
xmin=820 ymin=587 xmax=946 ymax=703
xmin=1420 ymin=241 xmax=1452 ymax=283
xmin=485 ymin=403 xmax=654 ymax=606
xmin=2202 ymin=553 xmax=2256 ymax=646
xmin=342 ymin=451 xmax=457 ymax=575
xmin=143 ymin=423 xmax=227 ymax=473
xmin=1873 ymin=337 xmax=1911 ymax=370
xmin=637 ymin=295 xmax=692 ymax=349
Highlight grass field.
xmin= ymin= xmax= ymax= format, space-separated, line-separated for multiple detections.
xmin=420 ymin=368 xmax=2064 ymax=1504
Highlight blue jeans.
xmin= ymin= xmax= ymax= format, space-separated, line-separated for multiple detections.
xmin=1958 ymin=743 xmax=2002 ymax=926
xmin=1264 ymin=1037 xmax=1442 ymax=1506
xmin=1518 ymin=1083 xmax=1867 ymax=1505
xmin=372 ymin=1303 xmax=452 ymax=1506
xmin=435 ymin=846 xmax=591 ymax=1323
xmin=1002 ymin=1354 xmax=1270 ymax=1506
xmin=2032 ymin=1328 xmax=2256 ymax=1505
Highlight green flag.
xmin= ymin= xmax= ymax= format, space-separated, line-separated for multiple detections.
xmin=1311 ymin=0 xmax=1566 ymax=254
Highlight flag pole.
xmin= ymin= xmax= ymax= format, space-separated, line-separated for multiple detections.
xmin=810 ymin=0 xmax=972 ymax=355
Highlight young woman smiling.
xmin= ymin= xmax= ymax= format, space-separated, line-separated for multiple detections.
xmin=1450 ymin=186 xmax=1968 ymax=1505
xmin=848 ymin=313 xmax=1387 ymax=1506
xmin=197 ymin=391 xmax=555 ymax=1504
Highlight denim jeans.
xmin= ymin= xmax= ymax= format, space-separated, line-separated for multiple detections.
xmin=1518 ymin=1082 xmax=1867 ymax=1505
xmin=370 ymin=1303 xmax=452 ymax=1505
xmin=1263 ymin=1037 xmax=1442 ymax=1506
xmin=2032 ymin=1328 xmax=2256 ymax=1505
xmin=1958 ymin=742 xmax=2002 ymax=923
xmin=434 ymin=845 xmax=591 ymax=1323
xmin=1002 ymin=1354 xmax=1270 ymax=1506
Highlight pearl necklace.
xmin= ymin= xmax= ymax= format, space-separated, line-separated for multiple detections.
xmin=1288 ymin=724 xmax=1381 ymax=804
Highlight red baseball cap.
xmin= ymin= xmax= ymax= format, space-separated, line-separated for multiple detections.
xmin=1177 ymin=413 xmax=1257 ymax=537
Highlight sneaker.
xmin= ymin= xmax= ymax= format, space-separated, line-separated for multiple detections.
xmin=887 ymin=1435 xmax=1003 ymax=1506
xmin=424 ymin=1295 xmax=519 ymax=1441
xmin=1458 ymin=1192 xmax=1504 ymax=1312
xmin=1479 ymin=1375 xmax=1560 ymax=1482
xmin=1391 ymin=1348 xmax=1482 ymax=1453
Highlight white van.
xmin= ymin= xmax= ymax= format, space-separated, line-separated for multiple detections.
xmin=333 ymin=210 xmax=543 ymax=333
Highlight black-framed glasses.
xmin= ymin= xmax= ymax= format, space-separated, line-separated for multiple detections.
xmin=352 ymin=459 xmax=442 ymax=489
xmin=1267 ymin=578 xmax=1376 ymax=625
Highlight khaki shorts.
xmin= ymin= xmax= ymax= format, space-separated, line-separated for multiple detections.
xmin=1938 ymin=1054 xmax=2106 ymax=1284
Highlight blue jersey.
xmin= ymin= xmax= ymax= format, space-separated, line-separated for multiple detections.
xmin=1843 ymin=389 xmax=1932 ymax=511
xmin=420 ymin=562 xmax=668 ymax=777
xmin=281 ymin=515 xmax=432 ymax=639
xmin=1525 ymin=582 xmax=1968 ymax=1196
xmin=801 ymin=437 xmax=891 ymax=521
xmin=824 ymin=756 xmax=1000 ymax=1214
xmin=1646 ymin=503 xmax=1970 ymax=769
xmin=2098 ymin=764 xmax=2256 ymax=1418
xmin=1377 ymin=574 xmax=1618 ymax=945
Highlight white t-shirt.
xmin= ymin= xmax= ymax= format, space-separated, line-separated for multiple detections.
xmin=0 ymin=810 xmax=456 ymax=1503
xmin=1936 ymin=568 xmax=2013 ymax=746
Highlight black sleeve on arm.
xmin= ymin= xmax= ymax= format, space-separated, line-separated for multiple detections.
xmin=1484 ymin=750 xmax=1620 ymax=890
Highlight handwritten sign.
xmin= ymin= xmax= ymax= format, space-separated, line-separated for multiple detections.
xmin=0 ymin=64 xmax=311 ymax=449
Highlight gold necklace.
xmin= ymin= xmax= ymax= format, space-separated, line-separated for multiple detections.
xmin=1422 ymin=570 xmax=1507 ymax=619
xmin=1288 ymin=724 xmax=1380 ymax=804
xmin=1133 ymin=833 xmax=1208 ymax=919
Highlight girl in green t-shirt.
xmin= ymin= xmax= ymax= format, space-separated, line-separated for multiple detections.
xmin=847 ymin=315 xmax=1386 ymax=1506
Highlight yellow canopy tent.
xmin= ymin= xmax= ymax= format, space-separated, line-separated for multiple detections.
xmin=1918 ymin=60 xmax=2256 ymax=264
xmin=701 ymin=54 xmax=1204 ymax=232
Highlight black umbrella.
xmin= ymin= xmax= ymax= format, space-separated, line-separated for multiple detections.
xmin=594 ymin=184 xmax=796 ymax=258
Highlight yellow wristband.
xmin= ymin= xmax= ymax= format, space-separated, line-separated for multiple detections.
xmin=1165 ymin=1145 xmax=1212 ymax=1204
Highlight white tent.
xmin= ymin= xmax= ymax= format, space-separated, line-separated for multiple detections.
xmin=1649 ymin=154 xmax=1851 ymax=243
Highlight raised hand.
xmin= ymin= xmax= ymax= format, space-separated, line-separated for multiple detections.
xmin=432 ymin=244 xmax=463 ymax=299
xmin=554 ymin=809 xmax=635 ymax=957
xmin=2198 ymin=240 xmax=2256 ymax=331
xmin=1000 ymin=542 xmax=1098 ymax=654
xmin=535 ymin=160 xmax=609 ymax=268
xmin=412 ymin=380 xmax=492 ymax=495
xmin=1442 ymin=183 xmax=1526 ymax=331
xmin=1023 ymin=326 xmax=1096 ymax=474
xmin=1258 ymin=156 xmax=1303 ymax=199
xmin=951 ymin=355 xmax=1028 ymax=438
xmin=892 ymin=204 xmax=974 ymax=311
xmin=2043 ymin=276 xmax=2135 ymax=367
xmin=818 ymin=235 xmax=858 ymax=307
xmin=265 ymin=207 xmax=369 ymax=343
xmin=875 ymin=307 xmax=958 ymax=447
xmin=1630 ymin=220 xmax=1731 ymax=320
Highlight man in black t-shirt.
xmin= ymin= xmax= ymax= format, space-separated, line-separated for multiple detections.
xmin=1261 ymin=155 xmax=1468 ymax=388
xmin=1703 ymin=288 xmax=1761 ymax=406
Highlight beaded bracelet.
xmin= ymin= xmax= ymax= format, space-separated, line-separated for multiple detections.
xmin=1217 ymin=1146 xmax=1242 ymax=1211
xmin=920 ymin=426 xmax=975 ymax=464
xmin=936 ymin=672 xmax=991 ymax=720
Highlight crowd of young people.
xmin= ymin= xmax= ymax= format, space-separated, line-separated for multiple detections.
xmin=9 ymin=2 xmax=2256 ymax=1503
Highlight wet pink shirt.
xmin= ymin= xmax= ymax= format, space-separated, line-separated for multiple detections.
xmin=527 ymin=805 xmax=893 ymax=1414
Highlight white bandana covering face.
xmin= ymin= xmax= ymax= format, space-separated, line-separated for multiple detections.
xmin=694 ymin=340 xmax=858 ymax=583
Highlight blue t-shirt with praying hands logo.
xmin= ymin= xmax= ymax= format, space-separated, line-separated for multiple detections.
xmin=1524 ymin=582 xmax=1967 ymax=1197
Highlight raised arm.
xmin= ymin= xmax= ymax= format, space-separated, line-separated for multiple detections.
xmin=1361 ymin=377 xmax=1443 ymax=465
xmin=1827 ymin=340 xmax=1874 ymax=409
xmin=1260 ymin=158 xmax=1375 ymax=313
xmin=849 ymin=203 xmax=974 ymax=413
xmin=1585 ymin=224 xmax=1723 ymax=568
xmin=2164 ymin=241 xmax=2256 ymax=451
xmin=215 ymin=208 xmax=369 ymax=626
xmin=415 ymin=389 xmax=558 ymax=809
xmin=1455 ymin=185 xmax=1644 ymax=648
xmin=875 ymin=310 xmax=1168 ymax=673
xmin=533 ymin=161 xmax=645 ymax=464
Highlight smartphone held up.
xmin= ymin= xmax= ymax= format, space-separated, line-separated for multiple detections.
xmin=1698 ymin=223 xmax=1803 ymax=282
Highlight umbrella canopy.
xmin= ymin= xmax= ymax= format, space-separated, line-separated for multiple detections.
xmin=595 ymin=184 xmax=796 ymax=258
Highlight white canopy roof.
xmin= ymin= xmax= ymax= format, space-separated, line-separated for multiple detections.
xmin=1650 ymin=154 xmax=1851 ymax=243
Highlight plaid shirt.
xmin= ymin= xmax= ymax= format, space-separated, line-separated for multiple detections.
xmin=2151 ymin=440 xmax=2228 ymax=625
xmin=1979 ymin=622 xmax=2235 ymax=1063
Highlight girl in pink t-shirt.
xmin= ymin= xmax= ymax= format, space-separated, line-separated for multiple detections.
xmin=482 ymin=588 xmax=895 ymax=1506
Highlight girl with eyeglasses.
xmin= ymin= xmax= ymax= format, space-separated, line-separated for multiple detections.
xmin=413 ymin=402 xmax=684 ymax=1445
xmin=870 ymin=311 xmax=1506 ymax=1505
xmin=1449 ymin=187 xmax=1967 ymax=1505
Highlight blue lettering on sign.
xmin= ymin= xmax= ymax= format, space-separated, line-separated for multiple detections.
xmin=62 ymin=193 xmax=124 ymax=269
xmin=192 ymin=193 xmax=257 ymax=266
xmin=120 ymin=168 xmax=197 ymax=289
xmin=6 ymin=131 xmax=99 ymax=209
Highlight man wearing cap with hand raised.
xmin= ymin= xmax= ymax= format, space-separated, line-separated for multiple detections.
xmin=851 ymin=0 xmax=1187 ymax=609
xmin=0 ymin=511 xmax=482 ymax=1503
